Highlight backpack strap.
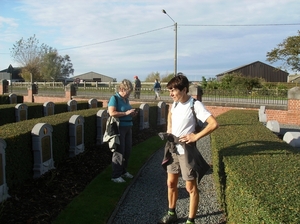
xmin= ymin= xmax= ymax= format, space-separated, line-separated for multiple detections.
xmin=190 ymin=98 xmax=197 ymax=122
xmin=114 ymin=95 xmax=118 ymax=108
xmin=108 ymin=95 xmax=118 ymax=111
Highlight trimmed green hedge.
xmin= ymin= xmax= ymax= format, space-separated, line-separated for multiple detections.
xmin=0 ymin=101 xmax=103 ymax=126
xmin=0 ymin=94 xmax=23 ymax=104
xmin=0 ymin=103 xmax=166 ymax=188
xmin=211 ymin=110 xmax=300 ymax=223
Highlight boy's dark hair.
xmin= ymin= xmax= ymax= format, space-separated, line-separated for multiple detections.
xmin=166 ymin=73 xmax=189 ymax=93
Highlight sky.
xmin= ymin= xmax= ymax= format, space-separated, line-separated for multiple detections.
xmin=0 ymin=0 xmax=299 ymax=82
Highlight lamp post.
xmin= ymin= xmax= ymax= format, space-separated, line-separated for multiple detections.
xmin=162 ymin=9 xmax=177 ymax=76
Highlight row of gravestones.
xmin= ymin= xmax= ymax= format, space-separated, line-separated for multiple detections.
xmin=258 ymin=105 xmax=300 ymax=148
xmin=15 ymin=98 xmax=98 ymax=122
xmin=0 ymin=101 xmax=167 ymax=202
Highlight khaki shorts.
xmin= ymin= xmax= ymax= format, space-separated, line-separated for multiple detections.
xmin=166 ymin=153 xmax=196 ymax=181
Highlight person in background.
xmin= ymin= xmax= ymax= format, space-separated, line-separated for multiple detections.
xmin=158 ymin=74 xmax=219 ymax=224
xmin=153 ymin=79 xmax=161 ymax=100
xmin=133 ymin=75 xmax=141 ymax=99
xmin=108 ymin=79 xmax=138 ymax=183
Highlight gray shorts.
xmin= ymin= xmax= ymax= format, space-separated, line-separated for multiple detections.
xmin=166 ymin=153 xmax=196 ymax=181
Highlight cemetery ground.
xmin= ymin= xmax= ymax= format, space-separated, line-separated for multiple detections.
xmin=0 ymin=128 xmax=158 ymax=224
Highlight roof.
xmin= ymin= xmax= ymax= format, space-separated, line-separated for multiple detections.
xmin=216 ymin=61 xmax=289 ymax=77
xmin=72 ymin=71 xmax=112 ymax=80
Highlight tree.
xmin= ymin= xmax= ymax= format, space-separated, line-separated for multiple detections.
xmin=201 ymin=76 xmax=208 ymax=88
xmin=10 ymin=35 xmax=49 ymax=81
xmin=10 ymin=35 xmax=74 ymax=81
xmin=40 ymin=51 xmax=74 ymax=81
xmin=145 ymin=72 xmax=160 ymax=82
xmin=219 ymin=73 xmax=262 ymax=91
xmin=145 ymin=72 xmax=174 ymax=83
xmin=160 ymin=73 xmax=174 ymax=82
xmin=266 ymin=30 xmax=300 ymax=72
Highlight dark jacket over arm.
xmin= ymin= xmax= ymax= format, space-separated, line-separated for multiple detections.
xmin=161 ymin=134 xmax=210 ymax=184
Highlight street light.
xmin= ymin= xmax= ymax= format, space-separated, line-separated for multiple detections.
xmin=162 ymin=9 xmax=177 ymax=76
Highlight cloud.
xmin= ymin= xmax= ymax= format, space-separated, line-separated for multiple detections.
xmin=0 ymin=0 xmax=299 ymax=81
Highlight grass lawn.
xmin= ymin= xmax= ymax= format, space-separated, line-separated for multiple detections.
xmin=53 ymin=135 xmax=165 ymax=224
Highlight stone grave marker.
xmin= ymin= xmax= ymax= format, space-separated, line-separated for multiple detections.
xmin=9 ymin=93 xmax=17 ymax=104
xmin=266 ymin=120 xmax=280 ymax=133
xmin=31 ymin=123 xmax=55 ymax=178
xmin=0 ymin=138 xmax=10 ymax=202
xmin=96 ymin=109 xmax=109 ymax=145
xmin=88 ymin=98 xmax=98 ymax=108
xmin=157 ymin=101 xmax=166 ymax=125
xmin=43 ymin=101 xmax=55 ymax=116
xmin=283 ymin=132 xmax=300 ymax=148
xmin=258 ymin=105 xmax=267 ymax=123
xmin=15 ymin=103 xmax=28 ymax=122
xmin=139 ymin=103 xmax=149 ymax=130
xmin=67 ymin=99 xmax=77 ymax=112
xmin=69 ymin=115 xmax=85 ymax=157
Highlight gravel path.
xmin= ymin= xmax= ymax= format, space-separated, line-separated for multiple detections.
xmin=108 ymin=135 xmax=227 ymax=224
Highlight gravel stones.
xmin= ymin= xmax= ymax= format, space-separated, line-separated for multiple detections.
xmin=108 ymin=135 xmax=227 ymax=224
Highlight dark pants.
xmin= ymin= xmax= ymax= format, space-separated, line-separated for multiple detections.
xmin=134 ymin=88 xmax=140 ymax=99
xmin=111 ymin=126 xmax=132 ymax=178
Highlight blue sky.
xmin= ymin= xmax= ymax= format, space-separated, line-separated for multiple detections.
xmin=0 ymin=0 xmax=299 ymax=81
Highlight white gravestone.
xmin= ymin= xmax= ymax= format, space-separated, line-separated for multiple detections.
xmin=266 ymin=120 xmax=280 ymax=133
xmin=43 ymin=101 xmax=55 ymax=116
xmin=31 ymin=123 xmax=55 ymax=178
xmin=69 ymin=115 xmax=85 ymax=157
xmin=258 ymin=105 xmax=267 ymax=123
xmin=0 ymin=138 xmax=10 ymax=202
xmin=15 ymin=103 xmax=28 ymax=122
xmin=97 ymin=109 xmax=109 ymax=145
xmin=157 ymin=101 xmax=166 ymax=125
xmin=9 ymin=93 xmax=17 ymax=104
xmin=88 ymin=98 xmax=98 ymax=108
xmin=283 ymin=132 xmax=300 ymax=148
xmin=139 ymin=103 xmax=149 ymax=130
xmin=67 ymin=99 xmax=77 ymax=112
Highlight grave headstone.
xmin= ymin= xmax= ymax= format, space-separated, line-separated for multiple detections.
xmin=0 ymin=138 xmax=10 ymax=202
xmin=43 ymin=101 xmax=55 ymax=116
xmin=15 ymin=103 xmax=28 ymax=122
xmin=96 ymin=109 xmax=109 ymax=145
xmin=266 ymin=120 xmax=280 ymax=133
xmin=139 ymin=103 xmax=149 ymax=130
xmin=69 ymin=115 xmax=85 ymax=157
xmin=0 ymin=79 xmax=9 ymax=94
xmin=157 ymin=101 xmax=166 ymax=125
xmin=88 ymin=98 xmax=98 ymax=108
xmin=258 ymin=105 xmax=267 ymax=123
xmin=67 ymin=99 xmax=77 ymax=112
xmin=283 ymin=132 xmax=300 ymax=148
xmin=9 ymin=93 xmax=17 ymax=104
xmin=31 ymin=123 xmax=55 ymax=178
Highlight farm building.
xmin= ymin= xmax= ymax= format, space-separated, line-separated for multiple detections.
xmin=72 ymin=71 xmax=115 ymax=83
xmin=216 ymin=61 xmax=289 ymax=82
xmin=288 ymin=74 xmax=300 ymax=84
xmin=0 ymin=65 xmax=24 ymax=82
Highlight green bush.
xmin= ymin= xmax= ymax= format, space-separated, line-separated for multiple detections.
xmin=0 ymin=95 xmax=23 ymax=105
xmin=211 ymin=110 xmax=300 ymax=223
xmin=0 ymin=100 xmax=104 ymax=126
xmin=0 ymin=103 xmax=166 ymax=189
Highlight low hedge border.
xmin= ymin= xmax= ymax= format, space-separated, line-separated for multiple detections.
xmin=211 ymin=110 xmax=300 ymax=223
xmin=0 ymin=103 xmax=166 ymax=188
xmin=0 ymin=101 xmax=103 ymax=126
